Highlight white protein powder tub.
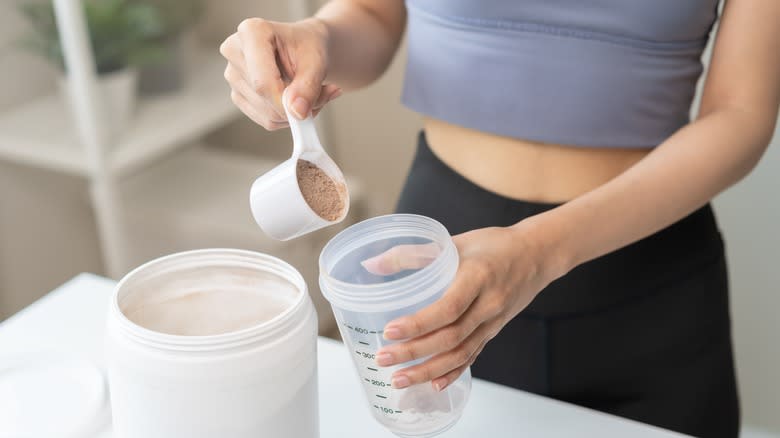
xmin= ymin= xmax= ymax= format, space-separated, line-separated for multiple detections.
xmin=105 ymin=249 xmax=319 ymax=438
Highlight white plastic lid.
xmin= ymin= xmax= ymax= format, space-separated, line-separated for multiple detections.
xmin=0 ymin=353 xmax=110 ymax=438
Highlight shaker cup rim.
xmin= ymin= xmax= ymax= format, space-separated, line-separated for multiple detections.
xmin=318 ymin=214 xmax=459 ymax=313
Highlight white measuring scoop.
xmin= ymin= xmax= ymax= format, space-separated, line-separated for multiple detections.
xmin=250 ymin=88 xmax=350 ymax=240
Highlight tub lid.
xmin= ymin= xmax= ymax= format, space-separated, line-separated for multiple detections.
xmin=0 ymin=352 xmax=110 ymax=438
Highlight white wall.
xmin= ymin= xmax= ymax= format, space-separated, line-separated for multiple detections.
xmin=715 ymin=123 xmax=780 ymax=433
xmin=0 ymin=1 xmax=105 ymax=319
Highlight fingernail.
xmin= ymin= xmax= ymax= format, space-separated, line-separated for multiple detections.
xmin=360 ymin=257 xmax=382 ymax=274
xmin=383 ymin=326 xmax=403 ymax=340
xmin=433 ymin=378 xmax=447 ymax=392
xmin=376 ymin=352 xmax=394 ymax=367
xmin=291 ymin=96 xmax=309 ymax=119
xmin=392 ymin=374 xmax=411 ymax=389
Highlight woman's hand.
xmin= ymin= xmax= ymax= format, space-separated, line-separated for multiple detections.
xmin=219 ymin=17 xmax=342 ymax=130
xmin=364 ymin=224 xmax=563 ymax=392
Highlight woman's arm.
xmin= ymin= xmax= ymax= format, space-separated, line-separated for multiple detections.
xmin=527 ymin=0 xmax=780 ymax=277
xmin=374 ymin=0 xmax=780 ymax=391
xmin=316 ymin=0 xmax=407 ymax=89
xmin=220 ymin=0 xmax=405 ymax=128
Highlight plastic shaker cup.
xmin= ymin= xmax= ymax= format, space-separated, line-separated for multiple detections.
xmin=319 ymin=214 xmax=472 ymax=437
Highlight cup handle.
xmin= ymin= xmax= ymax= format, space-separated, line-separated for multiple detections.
xmin=282 ymin=87 xmax=323 ymax=158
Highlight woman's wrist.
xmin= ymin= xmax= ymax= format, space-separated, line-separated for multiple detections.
xmin=509 ymin=209 xmax=576 ymax=287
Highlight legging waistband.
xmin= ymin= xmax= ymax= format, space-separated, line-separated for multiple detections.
xmin=396 ymin=132 xmax=726 ymax=316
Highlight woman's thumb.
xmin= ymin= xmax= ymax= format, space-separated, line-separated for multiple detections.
xmin=286 ymin=67 xmax=326 ymax=120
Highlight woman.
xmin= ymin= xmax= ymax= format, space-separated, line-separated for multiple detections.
xmin=220 ymin=1 xmax=779 ymax=436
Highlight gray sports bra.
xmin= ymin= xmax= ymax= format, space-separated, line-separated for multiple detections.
xmin=401 ymin=0 xmax=720 ymax=148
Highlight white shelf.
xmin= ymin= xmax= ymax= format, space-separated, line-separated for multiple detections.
xmin=0 ymin=49 xmax=240 ymax=178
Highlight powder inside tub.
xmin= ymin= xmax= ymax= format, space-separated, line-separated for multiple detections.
xmin=121 ymin=270 xmax=298 ymax=336
xmin=296 ymin=159 xmax=346 ymax=221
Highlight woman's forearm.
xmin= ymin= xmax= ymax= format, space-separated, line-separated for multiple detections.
xmin=521 ymin=106 xmax=778 ymax=281
xmin=315 ymin=0 xmax=406 ymax=89
xmin=521 ymin=0 xmax=780 ymax=282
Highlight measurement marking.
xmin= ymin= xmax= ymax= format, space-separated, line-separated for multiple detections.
xmin=369 ymin=331 xmax=377 ymax=334
xmin=358 ymin=341 xmax=369 ymax=346
xmin=373 ymin=405 xmax=379 ymax=409
xmin=346 ymin=325 xmax=354 ymax=329
xmin=364 ymin=378 xmax=370 ymax=382
xmin=395 ymin=410 xmax=403 ymax=414
xmin=367 ymin=367 xmax=378 ymax=371
xmin=376 ymin=395 xmax=387 ymax=399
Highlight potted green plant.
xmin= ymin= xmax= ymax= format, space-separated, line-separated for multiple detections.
xmin=17 ymin=0 xmax=165 ymax=136
xmin=135 ymin=0 xmax=205 ymax=94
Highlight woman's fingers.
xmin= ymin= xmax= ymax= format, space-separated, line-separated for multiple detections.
xmin=361 ymin=242 xmax=441 ymax=276
xmin=376 ymin=291 xmax=501 ymax=366
xmin=224 ymin=64 xmax=287 ymax=123
xmin=285 ymin=46 xmax=328 ymax=119
xmin=236 ymin=18 xmax=285 ymax=109
xmin=222 ymin=31 xmax=288 ymax=129
xmin=376 ymin=313 xmax=479 ymax=367
xmin=222 ymin=18 xmax=336 ymax=128
xmin=230 ymin=90 xmax=288 ymax=131
xmin=430 ymin=339 xmax=487 ymax=391
xmin=219 ymin=33 xmax=248 ymax=80
xmin=431 ymin=363 xmax=470 ymax=392
xmin=383 ymin=260 xmax=487 ymax=340
xmin=223 ymin=62 xmax=340 ymax=126
xmin=311 ymin=85 xmax=343 ymax=118
xmin=312 ymin=84 xmax=342 ymax=110
xmin=389 ymin=322 xmax=494 ymax=388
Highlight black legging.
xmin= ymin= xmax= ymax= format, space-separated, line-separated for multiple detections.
xmin=395 ymin=132 xmax=740 ymax=438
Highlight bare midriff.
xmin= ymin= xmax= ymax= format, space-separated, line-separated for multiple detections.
xmin=424 ymin=117 xmax=653 ymax=204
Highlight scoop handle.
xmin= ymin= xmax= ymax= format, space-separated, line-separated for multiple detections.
xmin=282 ymin=88 xmax=322 ymax=157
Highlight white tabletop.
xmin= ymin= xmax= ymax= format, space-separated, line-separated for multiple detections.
xmin=0 ymin=273 xmax=686 ymax=438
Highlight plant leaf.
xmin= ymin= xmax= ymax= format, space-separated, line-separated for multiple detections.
xmin=16 ymin=0 xmax=177 ymax=72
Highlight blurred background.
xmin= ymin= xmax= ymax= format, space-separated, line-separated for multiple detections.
xmin=0 ymin=0 xmax=777 ymax=436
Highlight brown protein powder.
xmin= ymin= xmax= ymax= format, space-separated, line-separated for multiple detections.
xmin=296 ymin=159 xmax=346 ymax=221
